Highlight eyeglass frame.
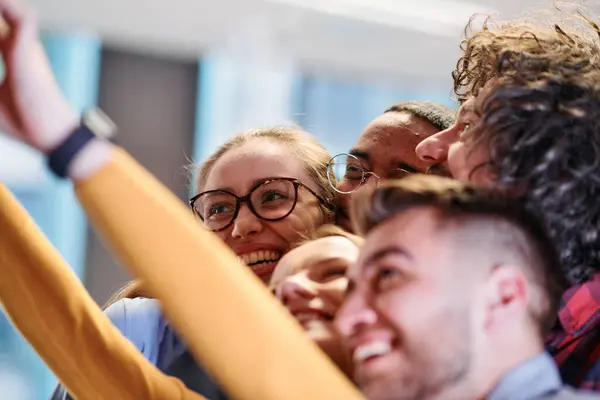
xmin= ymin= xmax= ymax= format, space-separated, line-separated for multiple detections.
xmin=327 ymin=153 xmax=414 ymax=194
xmin=189 ymin=177 xmax=327 ymax=232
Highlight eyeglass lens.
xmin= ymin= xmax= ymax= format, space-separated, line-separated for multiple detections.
xmin=327 ymin=154 xmax=365 ymax=193
xmin=194 ymin=179 xmax=297 ymax=230
xmin=327 ymin=153 xmax=412 ymax=194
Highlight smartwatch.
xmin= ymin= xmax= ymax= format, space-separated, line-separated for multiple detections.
xmin=47 ymin=108 xmax=117 ymax=178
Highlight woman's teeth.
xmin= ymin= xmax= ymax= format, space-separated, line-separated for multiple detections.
xmin=239 ymin=251 xmax=281 ymax=267
xmin=353 ymin=342 xmax=392 ymax=363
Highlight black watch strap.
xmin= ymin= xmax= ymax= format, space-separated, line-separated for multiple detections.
xmin=47 ymin=123 xmax=96 ymax=179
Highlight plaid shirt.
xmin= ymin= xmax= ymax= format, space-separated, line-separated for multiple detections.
xmin=546 ymin=273 xmax=600 ymax=391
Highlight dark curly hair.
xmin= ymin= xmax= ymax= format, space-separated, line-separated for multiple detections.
xmin=472 ymin=65 xmax=600 ymax=285
xmin=453 ymin=11 xmax=600 ymax=103
xmin=451 ymin=11 xmax=600 ymax=285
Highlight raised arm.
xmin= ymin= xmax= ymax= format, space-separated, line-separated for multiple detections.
xmin=0 ymin=184 xmax=205 ymax=400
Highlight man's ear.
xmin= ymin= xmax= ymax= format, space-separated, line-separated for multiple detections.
xmin=481 ymin=265 xmax=529 ymax=332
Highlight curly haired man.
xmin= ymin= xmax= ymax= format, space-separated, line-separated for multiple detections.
xmin=415 ymin=12 xmax=600 ymax=391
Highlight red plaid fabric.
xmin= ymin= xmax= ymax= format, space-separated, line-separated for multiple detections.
xmin=546 ymin=273 xmax=600 ymax=391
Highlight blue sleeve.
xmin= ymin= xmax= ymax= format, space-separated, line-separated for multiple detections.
xmin=103 ymin=297 xmax=164 ymax=365
xmin=103 ymin=298 xmax=129 ymax=336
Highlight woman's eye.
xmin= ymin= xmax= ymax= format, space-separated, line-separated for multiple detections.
xmin=209 ymin=204 xmax=227 ymax=215
xmin=373 ymin=267 xmax=403 ymax=292
xmin=262 ymin=191 xmax=286 ymax=202
xmin=323 ymin=267 xmax=347 ymax=280
xmin=206 ymin=203 xmax=234 ymax=219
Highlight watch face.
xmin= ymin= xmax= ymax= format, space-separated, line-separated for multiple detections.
xmin=83 ymin=108 xmax=117 ymax=139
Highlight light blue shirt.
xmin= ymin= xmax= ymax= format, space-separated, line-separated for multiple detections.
xmin=488 ymin=352 xmax=599 ymax=400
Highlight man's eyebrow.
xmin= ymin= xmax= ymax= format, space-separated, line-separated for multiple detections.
xmin=349 ymin=149 xmax=370 ymax=161
xmin=363 ymin=245 xmax=413 ymax=266
xmin=457 ymin=104 xmax=473 ymax=121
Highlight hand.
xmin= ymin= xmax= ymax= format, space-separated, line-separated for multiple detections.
xmin=0 ymin=0 xmax=78 ymax=153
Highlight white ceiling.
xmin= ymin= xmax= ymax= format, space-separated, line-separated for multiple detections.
xmin=30 ymin=0 xmax=543 ymax=86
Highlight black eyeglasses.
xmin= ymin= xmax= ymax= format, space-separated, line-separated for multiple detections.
xmin=190 ymin=177 xmax=326 ymax=232
xmin=327 ymin=153 xmax=412 ymax=194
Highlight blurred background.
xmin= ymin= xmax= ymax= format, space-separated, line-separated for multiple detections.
xmin=0 ymin=0 xmax=594 ymax=398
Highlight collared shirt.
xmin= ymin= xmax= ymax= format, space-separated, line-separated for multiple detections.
xmin=546 ymin=274 xmax=600 ymax=391
xmin=487 ymin=353 xmax=561 ymax=400
xmin=487 ymin=353 xmax=599 ymax=400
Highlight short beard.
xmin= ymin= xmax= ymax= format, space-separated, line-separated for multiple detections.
xmin=359 ymin=316 xmax=472 ymax=400
xmin=360 ymin=357 xmax=471 ymax=400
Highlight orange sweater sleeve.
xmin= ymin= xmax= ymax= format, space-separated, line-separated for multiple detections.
xmin=75 ymin=147 xmax=363 ymax=400
xmin=0 ymin=184 xmax=205 ymax=400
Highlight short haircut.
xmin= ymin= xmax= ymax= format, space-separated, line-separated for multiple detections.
xmin=351 ymin=175 xmax=567 ymax=335
xmin=385 ymin=100 xmax=456 ymax=131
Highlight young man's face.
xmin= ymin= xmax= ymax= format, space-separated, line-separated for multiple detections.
xmin=335 ymin=207 xmax=477 ymax=400
xmin=415 ymin=88 xmax=496 ymax=186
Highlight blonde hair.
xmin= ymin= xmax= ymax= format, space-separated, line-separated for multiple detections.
xmin=296 ymin=224 xmax=363 ymax=248
xmin=105 ymin=127 xmax=336 ymax=308
xmin=196 ymin=127 xmax=336 ymax=205
xmin=103 ymin=280 xmax=147 ymax=309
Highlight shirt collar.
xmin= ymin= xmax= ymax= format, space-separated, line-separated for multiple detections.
xmin=487 ymin=353 xmax=562 ymax=400
xmin=557 ymin=273 xmax=600 ymax=336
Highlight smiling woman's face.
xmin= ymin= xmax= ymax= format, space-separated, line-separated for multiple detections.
xmin=271 ymin=235 xmax=360 ymax=376
xmin=201 ymin=138 xmax=326 ymax=283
